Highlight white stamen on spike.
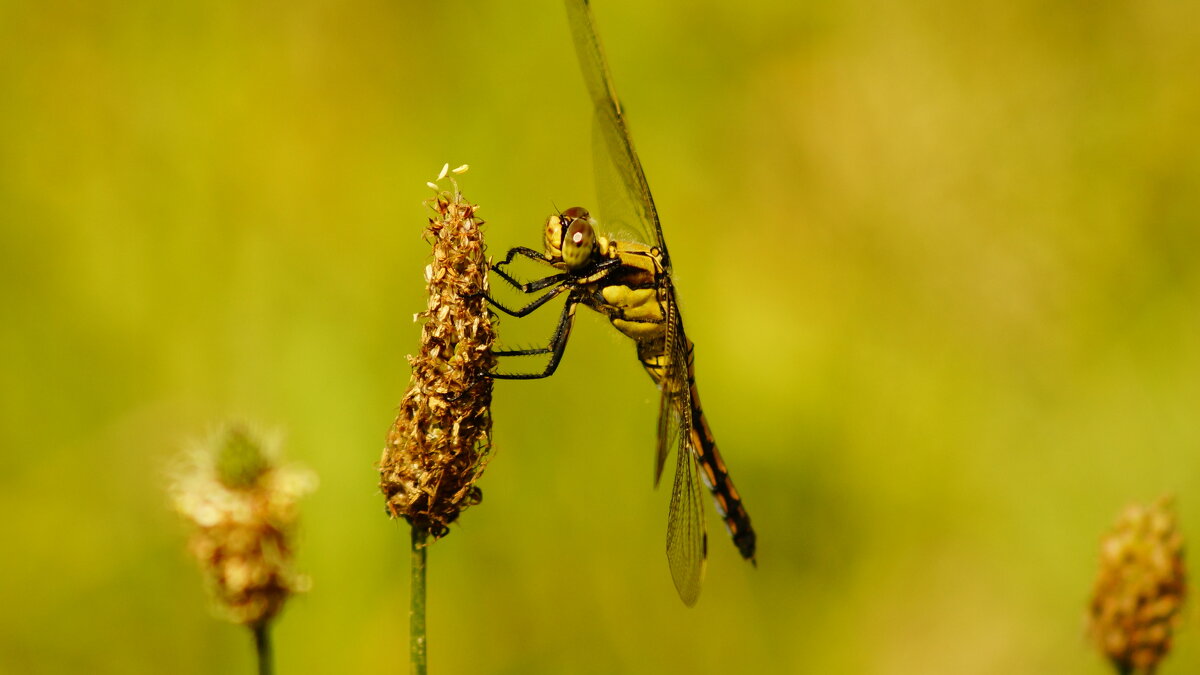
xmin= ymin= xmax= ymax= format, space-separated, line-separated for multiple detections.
xmin=451 ymin=164 xmax=469 ymax=175
xmin=426 ymin=181 xmax=439 ymax=190
xmin=437 ymin=163 xmax=449 ymax=180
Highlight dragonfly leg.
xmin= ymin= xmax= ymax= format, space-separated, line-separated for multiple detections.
xmin=496 ymin=245 xmax=553 ymax=267
xmin=492 ymin=247 xmax=621 ymax=293
xmin=491 ymin=246 xmax=557 ymax=292
xmin=484 ymin=246 xmax=571 ymax=315
xmin=486 ymin=279 xmax=570 ymax=318
xmin=487 ymin=256 xmax=621 ymax=317
xmin=492 ymin=265 xmax=568 ymax=295
xmin=491 ymin=291 xmax=580 ymax=380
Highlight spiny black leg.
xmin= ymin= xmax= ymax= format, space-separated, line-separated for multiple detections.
xmin=486 ymin=252 xmax=621 ymax=316
xmin=496 ymin=246 xmax=552 ymax=267
xmin=486 ymin=280 xmax=571 ymax=318
xmin=492 ymin=291 xmax=581 ymax=380
xmin=492 ymin=246 xmax=556 ymax=292
xmin=492 ymin=266 xmax=570 ymax=295
xmin=492 ymin=292 xmax=576 ymax=358
xmin=574 ymin=256 xmax=622 ymax=283
xmin=492 ymin=247 xmax=622 ymax=293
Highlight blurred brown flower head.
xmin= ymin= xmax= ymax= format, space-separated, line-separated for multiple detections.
xmin=380 ymin=165 xmax=495 ymax=540
xmin=1088 ymin=496 xmax=1186 ymax=675
xmin=171 ymin=424 xmax=316 ymax=627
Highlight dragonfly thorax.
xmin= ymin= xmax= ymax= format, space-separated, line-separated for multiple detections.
xmin=544 ymin=206 xmax=600 ymax=272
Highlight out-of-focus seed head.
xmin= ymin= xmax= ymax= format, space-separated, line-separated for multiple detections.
xmin=1088 ymin=496 xmax=1186 ymax=675
xmin=216 ymin=425 xmax=270 ymax=490
xmin=171 ymin=424 xmax=316 ymax=627
xmin=380 ymin=166 xmax=494 ymax=540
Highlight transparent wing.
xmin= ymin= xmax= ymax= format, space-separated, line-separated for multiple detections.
xmin=659 ymin=293 xmax=706 ymax=605
xmin=666 ymin=415 xmax=705 ymax=606
xmin=654 ymin=371 xmax=676 ymax=488
xmin=654 ymin=289 xmax=683 ymax=485
xmin=564 ymin=0 xmax=670 ymax=261
xmin=592 ymin=104 xmax=659 ymax=250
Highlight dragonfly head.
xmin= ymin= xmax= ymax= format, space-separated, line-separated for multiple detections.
xmin=545 ymin=206 xmax=598 ymax=272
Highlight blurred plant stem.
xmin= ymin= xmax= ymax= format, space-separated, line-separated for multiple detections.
xmin=253 ymin=621 xmax=273 ymax=675
xmin=411 ymin=526 xmax=428 ymax=675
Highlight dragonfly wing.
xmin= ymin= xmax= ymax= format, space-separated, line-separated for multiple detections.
xmin=564 ymin=0 xmax=669 ymax=259
xmin=563 ymin=0 xmax=617 ymax=117
xmin=661 ymin=296 xmax=706 ymax=605
xmin=654 ymin=376 xmax=676 ymax=487
xmin=592 ymin=103 xmax=659 ymax=250
xmin=654 ymin=286 xmax=685 ymax=484
xmin=664 ymin=387 xmax=706 ymax=607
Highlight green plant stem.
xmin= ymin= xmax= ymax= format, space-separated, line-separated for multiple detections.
xmin=252 ymin=621 xmax=273 ymax=675
xmin=411 ymin=525 xmax=428 ymax=675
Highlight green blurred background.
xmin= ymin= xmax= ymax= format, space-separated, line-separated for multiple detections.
xmin=2 ymin=0 xmax=1199 ymax=672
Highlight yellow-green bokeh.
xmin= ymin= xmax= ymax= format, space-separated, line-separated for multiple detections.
xmin=2 ymin=0 xmax=1199 ymax=673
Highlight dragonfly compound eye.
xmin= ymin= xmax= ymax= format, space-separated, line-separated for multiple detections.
xmin=562 ymin=218 xmax=596 ymax=271
xmin=561 ymin=206 xmax=590 ymax=220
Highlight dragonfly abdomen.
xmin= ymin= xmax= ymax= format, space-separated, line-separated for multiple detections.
xmin=640 ymin=336 xmax=758 ymax=565
xmin=687 ymin=378 xmax=757 ymax=563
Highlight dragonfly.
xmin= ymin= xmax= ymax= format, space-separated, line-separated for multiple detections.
xmin=487 ymin=0 xmax=756 ymax=606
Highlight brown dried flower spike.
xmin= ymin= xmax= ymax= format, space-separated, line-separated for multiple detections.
xmin=171 ymin=424 xmax=316 ymax=628
xmin=380 ymin=164 xmax=495 ymax=539
xmin=1088 ymin=496 xmax=1186 ymax=675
